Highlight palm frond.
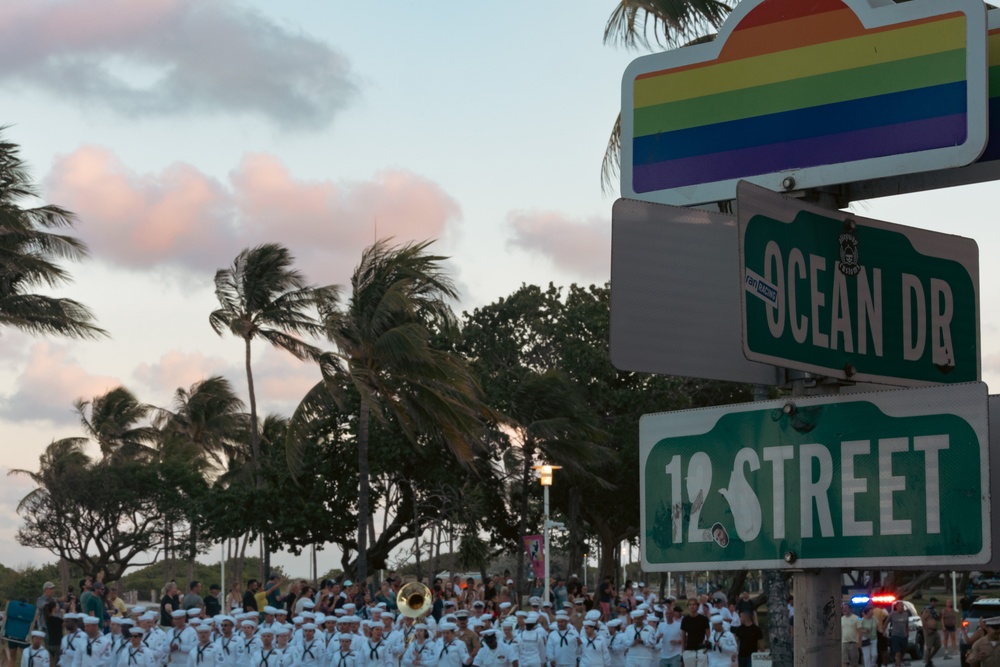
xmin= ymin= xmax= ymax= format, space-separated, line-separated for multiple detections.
xmin=604 ymin=0 xmax=732 ymax=50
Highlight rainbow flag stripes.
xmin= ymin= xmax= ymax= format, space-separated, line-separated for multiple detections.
xmin=622 ymin=0 xmax=988 ymax=205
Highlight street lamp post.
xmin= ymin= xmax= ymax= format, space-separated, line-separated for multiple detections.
xmin=534 ymin=464 xmax=561 ymax=606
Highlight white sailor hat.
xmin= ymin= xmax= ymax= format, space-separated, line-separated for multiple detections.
xmin=343 ymin=604 xmax=356 ymax=611
xmin=515 ymin=611 xmax=527 ymax=618
xmin=121 ymin=619 xmax=135 ymax=627
xmin=343 ymin=580 xmax=353 ymax=586
xmin=525 ymin=613 xmax=539 ymax=624
xmin=110 ymin=617 xmax=123 ymax=625
xmin=637 ymin=604 xmax=650 ymax=611
xmin=129 ymin=628 xmax=145 ymax=636
xmin=302 ymin=600 xmax=315 ymax=609
xmin=480 ymin=629 xmax=497 ymax=638
xmin=454 ymin=610 xmax=469 ymax=619
xmin=313 ymin=614 xmax=325 ymax=624
xmin=337 ymin=616 xmax=351 ymax=624
xmin=554 ymin=612 xmax=569 ymax=620
xmin=292 ymin=617 xmax=304 ymax=624
xmin=259 ymin=627 xmax=276 ymax=636
xmin=196 ymin=624 xmax=212 ymax=633
xmin=64 ymin=613 xmax=80 ymax=620
xmin=141 ymin=612 xmax=158 ymax=622
xmin=439 ymin=622 xmax=457 ymax=632
xmin=473 ymin=601 xmax=485 ymax=608
xmin=83 ymin=616 xmax=100 ymax=625
xmin=647 ymin=615 xmax=661 ymax=622
xmin=607 ymin=619 xmax=622 ymax=628
xmin=375 ymin=603 xmax=387 ymax=609
xmin=638 ymin=582 xmax=646 ymax=587
xmin=414 ymin=624 xmax=428 ymax=631
xmin=529 ymin=597 xmax=541 ymax=606
xmin=275 ymin=609 xmax=289 ymax=616
xmin=303 ymin=623 xmax=317 ymax=631
xmin=133 ymin=606 xmax=148 ymax=614
xmin=302 ymin=612 xmax=315 ymax=619
xmin=263 ymin=606 xmax=278 ymax=615
xmin=241 ymin=620 xmax=255 ymax=628
xmin=339 ymin=634 xmax=353 ymax=642
xmin=499 ymin=602 xmax=511 ymax=610
xmin=710 ymin=615 xmax=724 ymax=624
xmin=561 ymin=602 xmax=572 ymax=609
xmin=583 ymin=620 xmax=596 ymax=628
xmin=585 ymin=610 xmax=601 ymax=621
xmin=502 ymin=620 xmax=517 ymax=628
xmin=443 ymin=600 xmax=457 ymax=607
xmin=219 ymin=616 xmax=235 ymax=625
xmin=278 ymin=624 xmax=293 ymax=635
xmin=184 ymin=609 xmax=199 ymax=618
xmin=31 ymin=631 xmax=45 ymax=638
xmin=635 ymin=595 xmax=645 ymax=603
xmin=334 ymin=609 xmax=346 ymax=616
xmin=629 ymin=610 xmax=644 ymax=619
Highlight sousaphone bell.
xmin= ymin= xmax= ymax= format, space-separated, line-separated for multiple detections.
xmin=397 ymin=582 xmax=432 ymax=618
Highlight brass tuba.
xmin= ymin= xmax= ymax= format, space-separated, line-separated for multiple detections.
xmin=397 ymin=582 xmax=432 ymax=619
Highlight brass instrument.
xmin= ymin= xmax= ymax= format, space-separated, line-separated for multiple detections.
xmin=397 ymin=582 xmax=432 ymax=619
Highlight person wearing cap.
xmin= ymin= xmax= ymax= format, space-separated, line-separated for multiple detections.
xmin=124 ymin=629 xmax=155 ymax=667
xmin=604 ymin=622 xmax=625 ymax=667
xmin=967 ymin=617 xmax=1000 ymax=666
xmin=436 ymin=624 xmax=470 ymax=667
xmin=920 ymin=598 xmax=942 ymax=667
xmin=400 ymin=624 xmax=433 ymax=667
xmin=578 ymin=622 xmax=609 ymax=667
xmin=75 ymin=615 xmax=111 ymax=667
xmin=453 ymin=614 xmax=479 ymax=661
xmin=708 ymin=597 xmax=731 ymax=631
xmin=515 ymin=617 xmax=543 ymax=667
xmin=359 ymin=620 xmax=393 ymax=667
xmin=167 ymin=610 xmax=198 ymax=667
xmin=136 ymin=613 xmax=165 ymax=666
xmin=292 ymin=623 xmax=324 ymax=667
xmin=544 ymin=615 xmax=577 ymax=667
xmin=60 ymin=615 xmax=84 ymax=667
xmin=250 ymin=629 xmax=279 ymax=667
xmin=330 ymin=636 xmax=359 ymax=667
xmin=188 ymin=624 xmax=219 ymax=667
xmin=472 ymin=631 xmax=505 ymax=667
xmin=680 ymin=599 xmax=709 ymax=667
xmin=704 ymin=616 xmax=735 ymax=667
xmin=622 ymin=610 xmax=654 ymax=667
xmin=213 ymin=617 xmax=239 ymax=667
xmin=238 ymin=619 xmax=261 ymax=666
xmin=37 ymin=583 xmax=58 ymax=614
xmin=108 ymin=618 xmax=131 ymax=667
xmin=24 ymin=632 xmax=50 ymax=667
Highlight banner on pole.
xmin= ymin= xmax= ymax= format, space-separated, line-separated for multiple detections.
xmin=523 ymin=535 xmax=545 ymax=579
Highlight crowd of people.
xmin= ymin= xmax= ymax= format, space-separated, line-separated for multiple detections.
xmin=16 ymin=574 xmax=767 ymax=667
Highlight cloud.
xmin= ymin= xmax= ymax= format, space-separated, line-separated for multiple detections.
xmin=0 ymin=0 xmax=356 ymax=128
xmin=0 ymin=343 xmax=121 ymax=424
xmin=133 ymin=350 xmax=235 ymax=401
xmin=45 ymin=147 xmax=463 ymax=284
xmin=251 ymin=348 xmax=322 ymax=409
xmin=506 ymin=210 xmax=611 ymax=280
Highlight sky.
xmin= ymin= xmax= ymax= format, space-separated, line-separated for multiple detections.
xmin=2 ymin=0 xmax=1000 ymax=581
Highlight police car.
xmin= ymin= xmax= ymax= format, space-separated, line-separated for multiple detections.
xmin=848 ymin=594 xmax=924 ymax=660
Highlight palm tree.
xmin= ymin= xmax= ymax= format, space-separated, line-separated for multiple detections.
xmin=155 ymin=375 xmax=249 ymax=473
xmin=75 ymin=386 xmax=158 ymax=460
xmin=601 ymin=1 xmax=735 ymax=191
xmin=290 ymin=239 xmax=490 ymax=583
xmin=210 ymin=243 xmax=328 ymax=576
xmin=209 ymin=243 xmax=328 ymax=475
xmin=0 ymin=131 xmax=106 ymax=338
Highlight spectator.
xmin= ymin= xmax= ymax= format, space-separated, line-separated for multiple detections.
xmin=264 ymin=575 xmax=284 ymax=609
xmin=160 ymin=582 xmax=181 ymax=626
xmin=731 ymin=611 xmax=763 ymax=667
xmin=36 ymin=582 xmax=56 ymax=614
xmin=182 ymin=581 xmax=204 ymax=610
xmin=82 ymin=582 xmax=105 ymax=629
xmin=41 ymin=600 xmax=62 ymax=662
xmin=598 ymin=577 xmax=613 ymax=620
xmin=242 ymin=580 xmax=260 ymax=612
xmin=107 ymin=587 xmax=127 ymax=618
xmin=204 ymin=584 xmax=222 ymax=617
xmin=225 ymin=582 xmax=242 ymax=615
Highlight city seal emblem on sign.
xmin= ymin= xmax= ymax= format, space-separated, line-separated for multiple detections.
xmin=839 ymin=232 xmax=860 ymax=276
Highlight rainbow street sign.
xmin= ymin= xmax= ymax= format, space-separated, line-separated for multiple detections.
xmin=621 ymin=0 xmax=989 ymax=207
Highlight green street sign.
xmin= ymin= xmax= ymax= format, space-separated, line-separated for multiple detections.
xmin=640 ymin=382 xmax=990 ymax=571
xmin=738 ymin=181 xmax=980 ymax=386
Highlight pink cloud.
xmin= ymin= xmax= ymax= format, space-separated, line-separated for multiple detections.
xmin=506 ymin=210 xmax=611 ymax=281
xmin=133 ymin=350 xmax=235 ymax=398
xmin=0 ymin=342 xmax=121 ymax=424
xmin=251 ymin=348 xmax=323 ymax=409
xmin=45 ymin=147 xmax=463 ymax=285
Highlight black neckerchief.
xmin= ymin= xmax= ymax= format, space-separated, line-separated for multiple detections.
xmin=368 ymin=641 xmax=383 ymax=661
xmin=259 ymin=649 xmax=274 ymax=667
xmin=302 ymin=642 xmax=315 ymax=660
xmin=128 ymin=649 xmax=142 ymax=666
xmin=558 ymin=631 xmax=569 ymax=647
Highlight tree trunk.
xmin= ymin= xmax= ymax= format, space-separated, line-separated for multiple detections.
xmin=433 ymin=523 xmax=441 ymax=576
xmin=566 ymin=488 xmax=583 ymax=577
xmin=764 ymin=570 xmax=792 ymax=667
xmin=413 ymin=502 xmax=423 ymax=582
xmin=515 ymin=438 xmax=535 ymax=606
xmin=59 ymin=557 xmax=70 ymax=596
xmin=244 ymin=336 xmax=270 ymax=579
xmin=357 ymin=397 xmax=371 ymax=583
xmin=727 ymin=570 xmax=749 ymax=605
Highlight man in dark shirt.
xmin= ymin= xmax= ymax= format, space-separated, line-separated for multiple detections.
xmin=731 ymin=611 xmax=764 ymax=667
xmin=204 ymin=584 xmax=222 ymax=617
xmin=680 ymin=598 xmax=710 ymax=667
xmin=735 ymin=591 xmax=757 ymax=625
xmin=243 ymin=579 xmax=260 ymax=612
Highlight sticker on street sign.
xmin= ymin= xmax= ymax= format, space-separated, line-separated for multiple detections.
xmin=640 ymin=382 xmax=990 ymax=571
xmin=610 ymin=198 xmax=781 ymax=386
xmin=738 ymin=182 xmax=980 ymax=386
xmin=621 ymin=0 xmax=988 ymax=207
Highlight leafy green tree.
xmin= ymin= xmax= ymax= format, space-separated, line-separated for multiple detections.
xmin=0 ymin=131 xmax=106 ymax=339
xmin=156 ymin=376 xmax=249 ymax=473
xmin=290 ymin=239 xmax=492 ymax=583
xmin=210 ymin=243 xmax=328 ymax=575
